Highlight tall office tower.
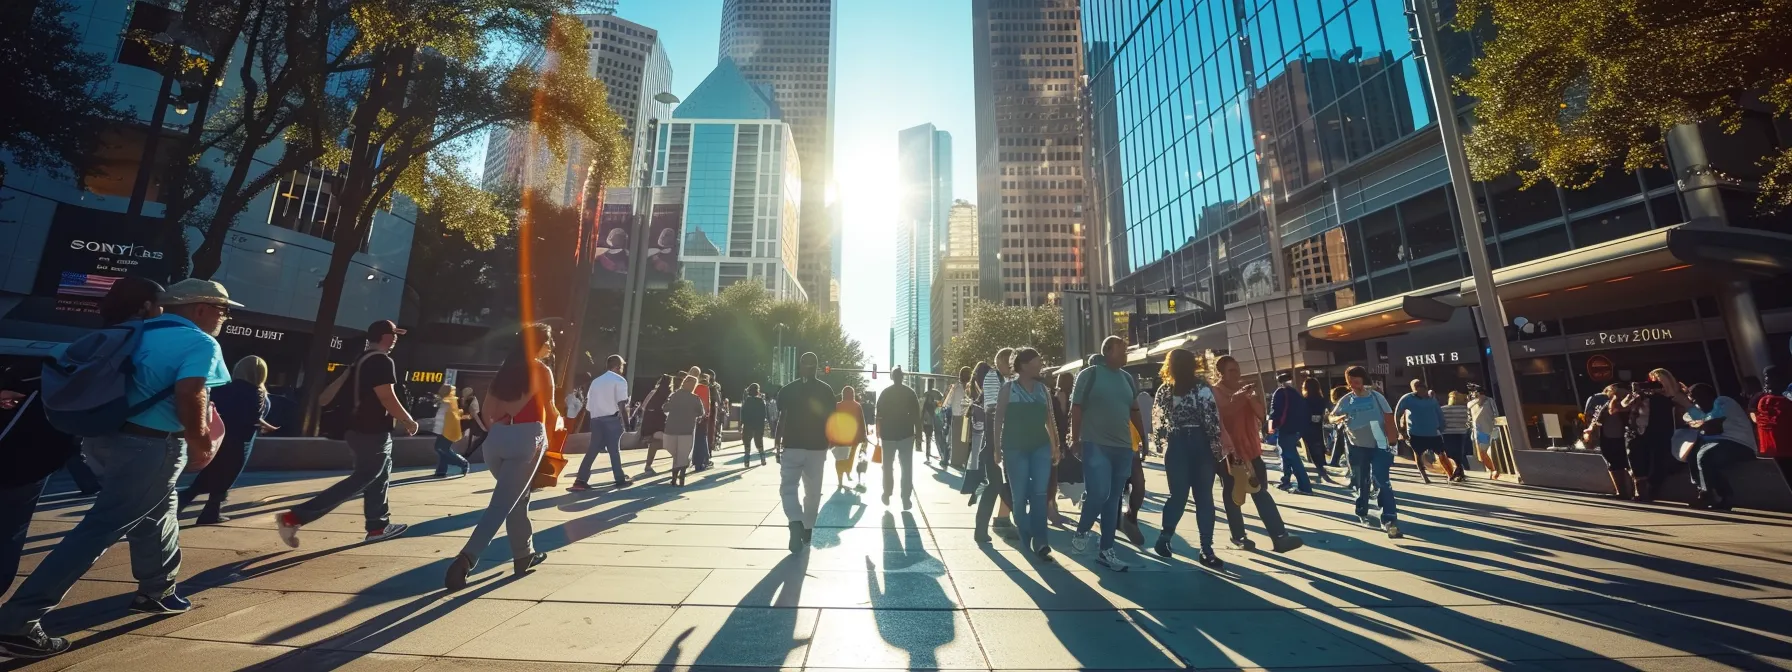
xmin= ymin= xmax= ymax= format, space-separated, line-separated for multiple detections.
xmin=720 ymin=0 xmax=838 ymax=309
xmin=931 ymin=200 xmax=981 ymax=370
xmin=481 ymin=15 xmax=672 ymax=201
xmin=651 ymin=59 xmax=807 ymax=302
xmin=971 ymin=0 xmax=1087 ymax=307
xmin=893 ymin=124 xmax=952 ymax=375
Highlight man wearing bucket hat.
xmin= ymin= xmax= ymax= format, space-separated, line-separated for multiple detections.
xmin=0 ymin=279 xmax=234 ymax=659
xmin=275 ymin=319 xmax=416 ymax=550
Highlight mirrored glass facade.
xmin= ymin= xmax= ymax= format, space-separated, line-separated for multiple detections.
xmin=1085 ymin=0 xmax=1436 ymax=281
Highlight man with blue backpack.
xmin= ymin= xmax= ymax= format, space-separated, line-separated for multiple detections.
xmin=0 ymin=279 xmax=234 ymax=660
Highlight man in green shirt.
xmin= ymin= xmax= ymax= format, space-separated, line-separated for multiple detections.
xmin=1069 ymin=336 xmax=1145 ymax=571
xmin=775 ymin=352 xmax=835 ymax=553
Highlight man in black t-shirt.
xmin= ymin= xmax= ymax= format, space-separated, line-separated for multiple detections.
xmin=277 ymin=320 xmax=418 ymax=548
xmin=774 ymin=352 xmax=834 ymax=553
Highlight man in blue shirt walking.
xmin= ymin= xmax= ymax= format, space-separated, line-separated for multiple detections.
xmin=0 ymin=279 xmax=233 ymax=659
xmin=1270 ymin=370 xmax=1313 ymax=494
xmin=1395 ymin=378 xmax=1449 ymax=485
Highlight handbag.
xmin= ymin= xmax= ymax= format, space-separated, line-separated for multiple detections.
xmin=1228 ymin=458 xmax=1259 ymax=506
xmin=872 ymin=441 xmax=883 ymax=463
xmin=1672 ymin=427 xmax=1702 ymax=462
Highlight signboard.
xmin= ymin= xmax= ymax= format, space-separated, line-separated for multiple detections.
xmin=646 ymin=202 xmax=682 ymax=289
xmin=1586 ymin=354 xmax=1615 ymax=383
xmin=406 ymin=370 xmax=445 ymax=384
xmin=1402 ymin=350 xmax=1467 ymax=367
xmin=221 ymin=324 xmax=288 ymax=342
xmin=34 ymin=204 xmax=172 ymax=315
xmin=592 ymin=202 xmax=634 ymax=290
xmin=1578 ymin=327 xmax=1681 ymax=349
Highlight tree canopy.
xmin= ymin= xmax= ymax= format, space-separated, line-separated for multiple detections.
xmin=0 ymin=0 xmax=126 ymax=190
xmin=1455 ymin=0 xmax=1792 ymax=207
xmin=624 ymin=281 xmax=869 ymax=398
xmin=943 ymin=301 xmax=1066 ymax=376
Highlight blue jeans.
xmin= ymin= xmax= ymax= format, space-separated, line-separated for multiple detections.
xmin=576 ymin=414 xmax=626 ymax=484
xmin=1329 ymin=426 xmax=1348 ymax=467
xmin=0 ymin=433 xmax=185 ymax=634
xmin=693 ymin=427 xmax=712 ymax=469
xmin=1691 ymin=439 xmax=1757 ymax=504
xmin=1161 ymin=429 xmax=1217 ymax=552
xmin=1349 ymin=445 xmax=1397 ymax=524
xmin=1275 ymin=432 xmax=1311 ymax=491
xmin=292 ymin=431 xmax=392 ymax=532
xmin=65 ymin=453 xmax=101 ymax=493
xmin=434 ymin=435 xmax=469 ymax=475
xmin=1075 ymin=442 xmax=1133 ymax=551
xmin=0 ymin=477 xmax=48 ymax=597
xmin=1003 ymin=445 xmax=1052 ymax=552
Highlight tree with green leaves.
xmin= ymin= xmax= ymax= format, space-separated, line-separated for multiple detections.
xmin=1455 ymin=0 xmax=1792 ymax=207
xmin=943 ymin=301 xmax=1065 ymax=375
xmin=295 ymin=10 xmax=627 ymax=428
xmin=0 ymin=0 xmax=126 ymax=190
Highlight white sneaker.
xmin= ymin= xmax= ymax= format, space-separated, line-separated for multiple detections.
xmin=275 ymin=511 xmax=301 ymax=549
xmin=363 ymin=522 xmax=409 ymax=543
xmin=1096 ymin=548 xmax=1130 ymax=572
xmin=1070 ymin=531 xmax=1092 ymax=554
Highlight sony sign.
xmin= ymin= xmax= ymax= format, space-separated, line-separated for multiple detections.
xmin=68 ymin=239 xmax=166 ymax=260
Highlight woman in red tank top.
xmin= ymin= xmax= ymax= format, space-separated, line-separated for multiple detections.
xmin=446 ymin=324 xmax=558 ymax=591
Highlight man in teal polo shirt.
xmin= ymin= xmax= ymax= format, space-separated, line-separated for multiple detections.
xmin=1069 ymin=335 xmax=1146 ymax=572
xmin=0 ymin=279 xmax=232 ymax=660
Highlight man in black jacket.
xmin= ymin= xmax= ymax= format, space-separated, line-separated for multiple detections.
xmin=876 ymin=367 xmax=924 ymax=509
xmin=0 ymin=365 xmax=80 ymax=596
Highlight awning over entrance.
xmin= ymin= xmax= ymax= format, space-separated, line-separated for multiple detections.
xmin=1304 ymin=283 xmax=1460 ymax=342
xmin=1145 ymin=321 xmax=1227 ymax=360
xmin=1459 ymin=221 xmax=1792 ymax=309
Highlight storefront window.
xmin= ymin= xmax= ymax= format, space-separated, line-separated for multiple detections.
xmin=1399 ymin=188 xmax=1457 ymax=259
xmin=1499 ymin=224 xmax=1571 ymax=266
xmin=1568 ymin=202 xmax=1651 ymax=247
xmin=1483 ymin=174 xmax=1562 ymax=235
xmin=1359 ymin=207 xmax=1404 ymax=271
xmin=1408 ymin=253 xmax=1463 ymax=289
xmin=1514 ymin=355 xmax=1578 ymax=444
xmin=1560 ymin=167 xmax=1643 ymax=214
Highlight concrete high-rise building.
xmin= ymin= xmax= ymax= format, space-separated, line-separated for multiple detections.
xmin=931 ymin=200 xmax=981 ymax=370
xmin=971 ymin=0 xmax=1087 ymax=308
xmin=650 ymin=59 xmax=805 ymax=301
xmin=483 ymin=14 xmax=672 ymax=201
xmin=720 ymin=0 xmax=837 ymax=310
xmin=893 ymin=124 xmax=951 ymax=376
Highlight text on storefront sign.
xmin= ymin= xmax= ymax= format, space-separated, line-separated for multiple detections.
xmin=1582 ymin=328 xmax=1675 ymax=348
xmin=1403 ymin=351 xmax=1463 ymax=367
xmin=407 ymin=371 xmax=444 ymax=384
xmin=222 ymin=324 xmax=286 ymax=341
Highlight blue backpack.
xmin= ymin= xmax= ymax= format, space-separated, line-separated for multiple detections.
xmin=40 ymin=319 xmax=182 ymax=437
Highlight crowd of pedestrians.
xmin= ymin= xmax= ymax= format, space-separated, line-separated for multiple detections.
xmin=9 ymin=271 xmax=1792 ymax=661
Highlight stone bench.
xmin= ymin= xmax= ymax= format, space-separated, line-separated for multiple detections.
xmin=1510 ymin=448 xmax=1792 ymax=511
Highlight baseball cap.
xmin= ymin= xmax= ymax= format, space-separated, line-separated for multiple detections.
xmin=367 ymin=320 xmax=408 ymax=338
xmin=159 ymin=278 xmax=245 ymax=308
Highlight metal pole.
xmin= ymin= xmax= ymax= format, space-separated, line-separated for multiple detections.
xmin=1410 ymin=0 xmax=1532 ymax=453
xmin=125 ymin=73 xmax=175 ymax=231
xmin=622 ymin=184 xmax=655 ymax=373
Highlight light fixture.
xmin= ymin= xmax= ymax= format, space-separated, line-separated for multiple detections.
xmin=366 ymin=273 xmax=376 ymax=280
xmin=264 ymin=247 xmax=276 ymax=254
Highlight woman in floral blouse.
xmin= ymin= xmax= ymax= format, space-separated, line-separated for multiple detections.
xmin=1150 ymin=348 xmax=1227 ymax=568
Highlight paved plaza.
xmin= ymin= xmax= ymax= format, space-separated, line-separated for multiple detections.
xmin=7 ymin=441 xmax=1792 ymax=671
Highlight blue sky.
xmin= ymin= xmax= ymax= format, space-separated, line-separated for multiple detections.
xmin=615 ymin=0 xmax=977 ymax=370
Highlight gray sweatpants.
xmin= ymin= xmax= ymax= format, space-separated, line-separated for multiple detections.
xmin=780 ymin=448 xmax=827 ymax=529
xmin=459 ymin=422 xmax=545 ymax=561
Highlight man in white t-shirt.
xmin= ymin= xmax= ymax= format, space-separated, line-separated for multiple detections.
xmin=1328 ymin=365 xmax=1400 ymax=538
xmin=572 ymin=355 xmax=633 ymax=491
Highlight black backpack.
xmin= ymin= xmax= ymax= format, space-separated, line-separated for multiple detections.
xmin=317 ymin=351 xmax=379 ymax=440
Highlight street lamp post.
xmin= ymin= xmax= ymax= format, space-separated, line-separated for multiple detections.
xmin=617 ymin=92 xmax=681 ymax=377
xmin=1409 ymin=0 xmax=1532 ymax=453
xmin=774 ymin=322 xmax=788 ymax=386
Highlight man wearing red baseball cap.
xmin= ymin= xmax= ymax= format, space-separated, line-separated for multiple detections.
xmin=276 ymin=320 xmax=416 ymax=549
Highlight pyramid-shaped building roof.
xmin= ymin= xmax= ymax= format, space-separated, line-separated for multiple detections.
xmin=672 ymin=57 xmax=783 ymax=121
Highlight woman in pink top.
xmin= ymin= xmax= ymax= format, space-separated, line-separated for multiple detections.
xmin=1211 ymin=356 xmax=1303 ymax=554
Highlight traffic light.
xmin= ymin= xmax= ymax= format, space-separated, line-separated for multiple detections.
xmin=823 ymin=363 xmax=832 ymax=374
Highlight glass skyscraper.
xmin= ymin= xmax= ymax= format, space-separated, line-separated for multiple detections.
xmin=1082 ymin=0 xmax=1792 ymax=448
xmin=654 ymin=59 xmax=805 ymax=301
xmin=894 ymin=124 xmax=952 ymax=375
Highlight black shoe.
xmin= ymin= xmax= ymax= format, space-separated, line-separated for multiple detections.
xmin=129 ymin=592 xmax=191 ymax=615
xmin=614 ymin=478 xmax=634 ymax=488
xmin=1229 ymin=537 xmax=1256 ymax=551
xmin=195 ymin=513 xmax=231 ymax=525
xmin=445 ymin=553 xmax=474 ymax=591
xmin=176 ymin=490 xmax=198 ymax=510
xmin=803 ymin=527 xmax=813 ymax=545
xmin=787 ymin=521 xmax=805 ymax=553
xmin=0 ymin=624 xmax=70 ymax=659
xmin=514 ymin=551 xmax=547 ymax=575
xmin=1035 ymin=544 xmax=1055 ymax=564
xmin=1122 ymin=519 xmax=1145 ymax=547
xmin=433 ymin=472 xmax=448 ymax=478
xmin=1153 ymin=535 xmax=1174 ymax=559
xmin=1197 ymin=550 xmax=1224 ymax=570
xmin=1272 ymin=534 xmax=1305 ymax=553
xmin=974 ymin=530 xmax=993 ymax=544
